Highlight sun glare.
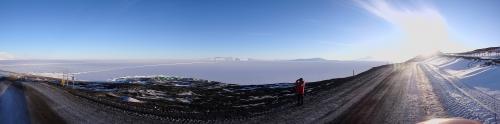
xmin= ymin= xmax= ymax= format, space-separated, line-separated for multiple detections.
xmin=356 ymin=0 xmax=467 ymax=62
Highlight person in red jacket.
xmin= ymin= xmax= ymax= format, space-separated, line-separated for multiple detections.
xmin=295 ymin=78 xmax=305 ymax=106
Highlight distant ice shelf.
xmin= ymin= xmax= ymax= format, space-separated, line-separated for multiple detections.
xmin=0 ymin=60 xmax=386 ymax=85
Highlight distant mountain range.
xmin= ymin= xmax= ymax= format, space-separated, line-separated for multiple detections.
xmin=289 ymin=58 xmax=329 ymax=61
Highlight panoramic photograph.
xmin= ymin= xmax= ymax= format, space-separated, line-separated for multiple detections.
xmin=0 ymin=0 xmax=499 ymax=124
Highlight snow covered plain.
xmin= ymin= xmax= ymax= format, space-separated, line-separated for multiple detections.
xmin=0 ymin=59 xmax=385 ymax=85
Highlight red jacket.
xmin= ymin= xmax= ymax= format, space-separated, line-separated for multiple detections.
xmin=295 ymin=80 xmax=305 ymax=94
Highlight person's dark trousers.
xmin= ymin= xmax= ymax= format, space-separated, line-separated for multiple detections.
xmin=297 ymin=94 xmax=304 ymax=106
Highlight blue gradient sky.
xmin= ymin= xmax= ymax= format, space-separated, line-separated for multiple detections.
xmin=0 ymin=0 xmax=499 ymax=61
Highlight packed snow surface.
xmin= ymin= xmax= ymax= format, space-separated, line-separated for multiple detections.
xmin=0 ymin=59 xmax=385 ymax=84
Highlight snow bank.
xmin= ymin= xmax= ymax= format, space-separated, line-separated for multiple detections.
xmin=424 ymin=56 xmax=456 ymax=66
xmin=460 ymin=66 xmax=500 ymax=98
xmin=425 ymin=56 xmax=500 ymax=99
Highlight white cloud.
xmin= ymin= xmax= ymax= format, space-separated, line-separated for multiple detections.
xmin=0 ymin=52 xmax=15 ymax=60
xmin=354 ymin=0 xmax=466 ymax=62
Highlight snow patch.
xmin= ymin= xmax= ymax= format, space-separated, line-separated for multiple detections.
xmin=120 ymin=96 xmax=143 ymax=103
xmin=178 ymin=91 xmax=194 ymax=96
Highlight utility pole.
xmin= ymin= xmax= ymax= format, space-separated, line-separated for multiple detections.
xmin=71 ymin=74 xmax=75 ymax=89
xmin=61 ymin=73 xmax=66 ymax=86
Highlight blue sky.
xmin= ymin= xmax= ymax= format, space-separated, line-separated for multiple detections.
xmin=0 ymin=0 xmax=499 ymax=61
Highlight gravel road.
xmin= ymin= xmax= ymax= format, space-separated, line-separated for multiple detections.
xmin=332 ymin=63 xmax=447 ymax=124
xmin=1 ymin=80 xmax=65 ymax=124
